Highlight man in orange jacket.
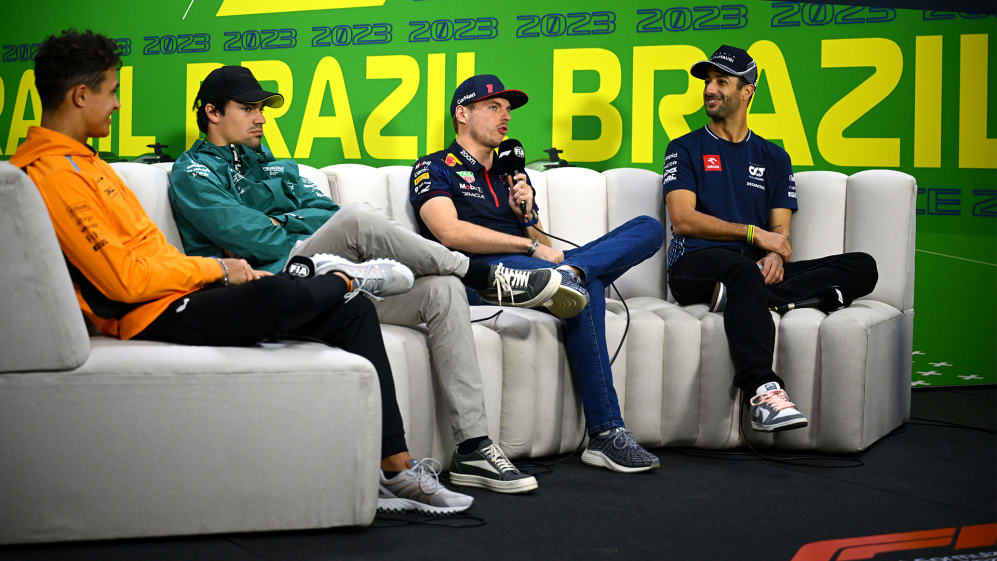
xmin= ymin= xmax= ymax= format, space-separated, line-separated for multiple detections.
xmin=11 ymin=28 xmax=474 ymax=515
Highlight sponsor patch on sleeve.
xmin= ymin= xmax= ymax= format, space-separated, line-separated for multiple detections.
xmin=185 ymin=162 xmax=211 ymax=178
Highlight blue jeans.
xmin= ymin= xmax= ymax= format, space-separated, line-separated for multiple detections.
xmin=467 ymin=216 xmax=665 ymax=435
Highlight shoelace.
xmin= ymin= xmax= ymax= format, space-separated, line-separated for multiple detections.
xmin=490 ymin=264 xmax=532 ymax=306
xmin=481 ymin=443 xmax=517 ymax=473
xmin=750 ymin=389 xmax=797 ymax=411
xmin=610 ymin=428 xmax=640 ymax=450
xmin=409 ymin=457 xmax=445 ymax=494
xmin=344 ymin=264 xmax=385 ymax=303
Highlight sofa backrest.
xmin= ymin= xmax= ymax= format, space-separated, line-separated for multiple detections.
xmin=111 ymin=162 xmax=184 ymax=251
xmin=0 ymin=162 xmax=90 ymax=373
xmin=124 ymin=160 xmax=914 ymax=312
xmin=845 ymin=170 xmax=917 ymax=311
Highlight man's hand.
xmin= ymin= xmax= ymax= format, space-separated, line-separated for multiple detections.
xmin=757 ymin=252 xmax=784 ymax=285
xmin=533 ymin=243 xmax=564 ymax=264
xmin=507 ymin=173 xmax=533 ymax=218
xmin=753 ymin=228 xmax=792 ymax=262
xmin=221 ymin=258 xmax=272 ymax=285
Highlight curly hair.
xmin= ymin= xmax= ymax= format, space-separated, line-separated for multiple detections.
xmin=34 ymin=29 xmax=122 ymax=111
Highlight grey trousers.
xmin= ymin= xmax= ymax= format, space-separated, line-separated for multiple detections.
xmin=289 ymin=202 xmax=488 ymax=443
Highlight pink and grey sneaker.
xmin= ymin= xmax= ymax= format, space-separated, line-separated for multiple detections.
xmin=749 ymin=382 xmax=808 ymax=432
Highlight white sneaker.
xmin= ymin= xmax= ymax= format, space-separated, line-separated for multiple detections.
xmin=749 ymin=382 xmax=808 ymax=432
xmin=378 ymin=458 xmax=474 ymax=515
xmin=285 ymin=253 xmax=414 ymax=301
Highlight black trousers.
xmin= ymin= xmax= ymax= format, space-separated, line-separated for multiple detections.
xmin=137 ymin=273 xmax=407 ymax=459
xmin=668 ymin=247 xmax=878 ymax=395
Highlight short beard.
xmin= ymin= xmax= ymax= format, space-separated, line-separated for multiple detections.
xmin=705 ymin=96 xmax=739 ymax=120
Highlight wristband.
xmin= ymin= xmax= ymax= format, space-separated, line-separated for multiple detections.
xmin=520 ymin=212 xmax=539 ymax=228
xmin=526 ymin=238 xmax=540 ymax=257
xmin=746 ymin=225 xmax=755 ymax=245
xmin=214 ymin=257 xmax=229 ymax=286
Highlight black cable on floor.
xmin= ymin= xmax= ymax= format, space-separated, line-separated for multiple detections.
xmin=372 ymin=513 xmax=486 ymax=529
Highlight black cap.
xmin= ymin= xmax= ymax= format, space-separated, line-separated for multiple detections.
xmin=450 ymin=74 xmax=528 ymax=116
xmin=691 ymin=45 xmax=757 ymax=85
xmin=196 ymin=66 xmax=284 ymax=109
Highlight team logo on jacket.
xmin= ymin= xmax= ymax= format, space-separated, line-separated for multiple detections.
xmin=445 ymin=153 xmax=461 ymax=167
xmin=457 ymin=170 xmax=475 ymax=182
xmin=748 ymin=165 xmax=765 ymax=179
xmin=703 ymin=155 xmax=722 ymax=171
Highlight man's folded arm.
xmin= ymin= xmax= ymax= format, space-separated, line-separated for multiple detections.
xmin=170 ymin=168 xmax=307 ymax=262
xmin=666 ymin=189 xmax=750 ymax=241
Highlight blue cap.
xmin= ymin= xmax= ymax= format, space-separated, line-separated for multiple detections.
xmin=450 ymin=74 xmax=528 ymax=116
xmin=691 ymin=45 xmax=757 ymax=85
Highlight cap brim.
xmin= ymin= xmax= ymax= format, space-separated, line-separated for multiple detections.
xmin=478 ymin=89 xmax=529 ymax=110
xmin=233 ymin=90 xmax=285 ymax=109
xmin=690 ymin=60 xmax=757 ymax=85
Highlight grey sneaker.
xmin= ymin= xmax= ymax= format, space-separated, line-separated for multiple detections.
xmin=285 ymin=253 xmax=414 ymax=302
xmin=581 ymin=427 xmax=660 ymax=473
xmin=710 ymin=282 xmax=727 ymax=312
xmin=543 ymin=269 xmax=589 ymax=319
xmin=476 ymin=264 xmax=561 ymax=308
xmin=749 ymin=382 xmax=808 ymax=432
xmin=450 ymin=439 xmax=538 ymax=494
xmin=378 ymin=458 xmax=474 ymax=515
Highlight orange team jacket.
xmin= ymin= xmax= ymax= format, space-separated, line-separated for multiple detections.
xmin=10 ymin=126 xmax=223 ymax=339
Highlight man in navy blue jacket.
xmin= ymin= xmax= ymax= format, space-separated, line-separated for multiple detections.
xmin=663 ymin=46 xmax=879 ymax=433
xmin=411 ymin=75 xmax=664 ymax=474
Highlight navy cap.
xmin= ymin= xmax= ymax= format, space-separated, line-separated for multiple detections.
xmin=691 ymin=45 xmax=757 ymax=85
xmin=196 ymin=65 xmax=284 ymax=109
xmin=450 ymin=74 xmax=528 ymax=116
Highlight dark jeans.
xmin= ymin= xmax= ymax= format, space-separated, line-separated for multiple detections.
xmin=668 ymin=247 xmax=878 ymax=395
xmin=137 ymin=273 xmax=407 ymax=459
xmin=468 ymin=215 xmax=665 ymax=434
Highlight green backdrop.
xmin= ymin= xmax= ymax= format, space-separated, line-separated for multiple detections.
xmin=1 ymin=1 xmax=994 ymax=387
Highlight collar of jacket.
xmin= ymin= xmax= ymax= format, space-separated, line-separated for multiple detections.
xmin=191 ymin=139 xmax=274 ymax=168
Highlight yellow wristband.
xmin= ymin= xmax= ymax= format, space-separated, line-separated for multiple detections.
xmin=746 ymin=225 xmax=755 ymax=245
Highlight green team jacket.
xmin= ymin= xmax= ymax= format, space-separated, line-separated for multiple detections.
xmin=169 ymin=140 xmax=339 ymax=273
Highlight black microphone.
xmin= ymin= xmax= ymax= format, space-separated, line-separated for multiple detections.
xmin=497 ymin=138 xmax=528 ymax=215
xmin=770 ymin=286 xmax=851 ymax=314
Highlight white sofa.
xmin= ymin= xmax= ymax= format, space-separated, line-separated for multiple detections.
xmin=319 ymin=163 xmax=915 ymax=455
xmin=0 ymin=162 xmax=382 ymax=544
xmin=0 ymin=157 xmax=915 ymax=543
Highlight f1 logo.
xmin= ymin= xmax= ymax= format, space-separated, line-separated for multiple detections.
xmin=790 ymin=523 xmax=996 ymax=561
xmin=703 ymin=155 xmax=722 ymax=171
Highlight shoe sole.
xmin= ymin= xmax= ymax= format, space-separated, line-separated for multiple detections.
xmin=376 ymin=497 xmax=472 ymax=514
xmin=751 ymin=418 xmax=809 ymax=432
xmin=543 ymin=285 xmax=589 ymax=319
xmin=710 ymin=283 xmax=726 ymax=313
xmin=449 ymin=472 xmax=538 ymax=494
xmin=580 ymin=449 xmax=660 ymax=473
xmin=480 ymin=269 xmax=562 ymax=309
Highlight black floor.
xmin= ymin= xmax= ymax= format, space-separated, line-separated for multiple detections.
xmin=2 ymin=387 xmax=994 ymax=561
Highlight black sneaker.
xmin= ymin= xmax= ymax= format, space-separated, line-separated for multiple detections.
xmin=543 ymin=269 xmax=589 ymax=319
xmin=449 ymin=439 xmax=538 ymax=494
xmin=476 ymin=264 xmax=561 ymax=308
xmin=710 ymin=282 xmax=727 ymax=313
xmin=581 ymin=427 xmax=660 ymax=473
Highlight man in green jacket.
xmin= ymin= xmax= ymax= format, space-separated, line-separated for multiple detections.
xmin=170 ymin=66 xmax=585 ymax=498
